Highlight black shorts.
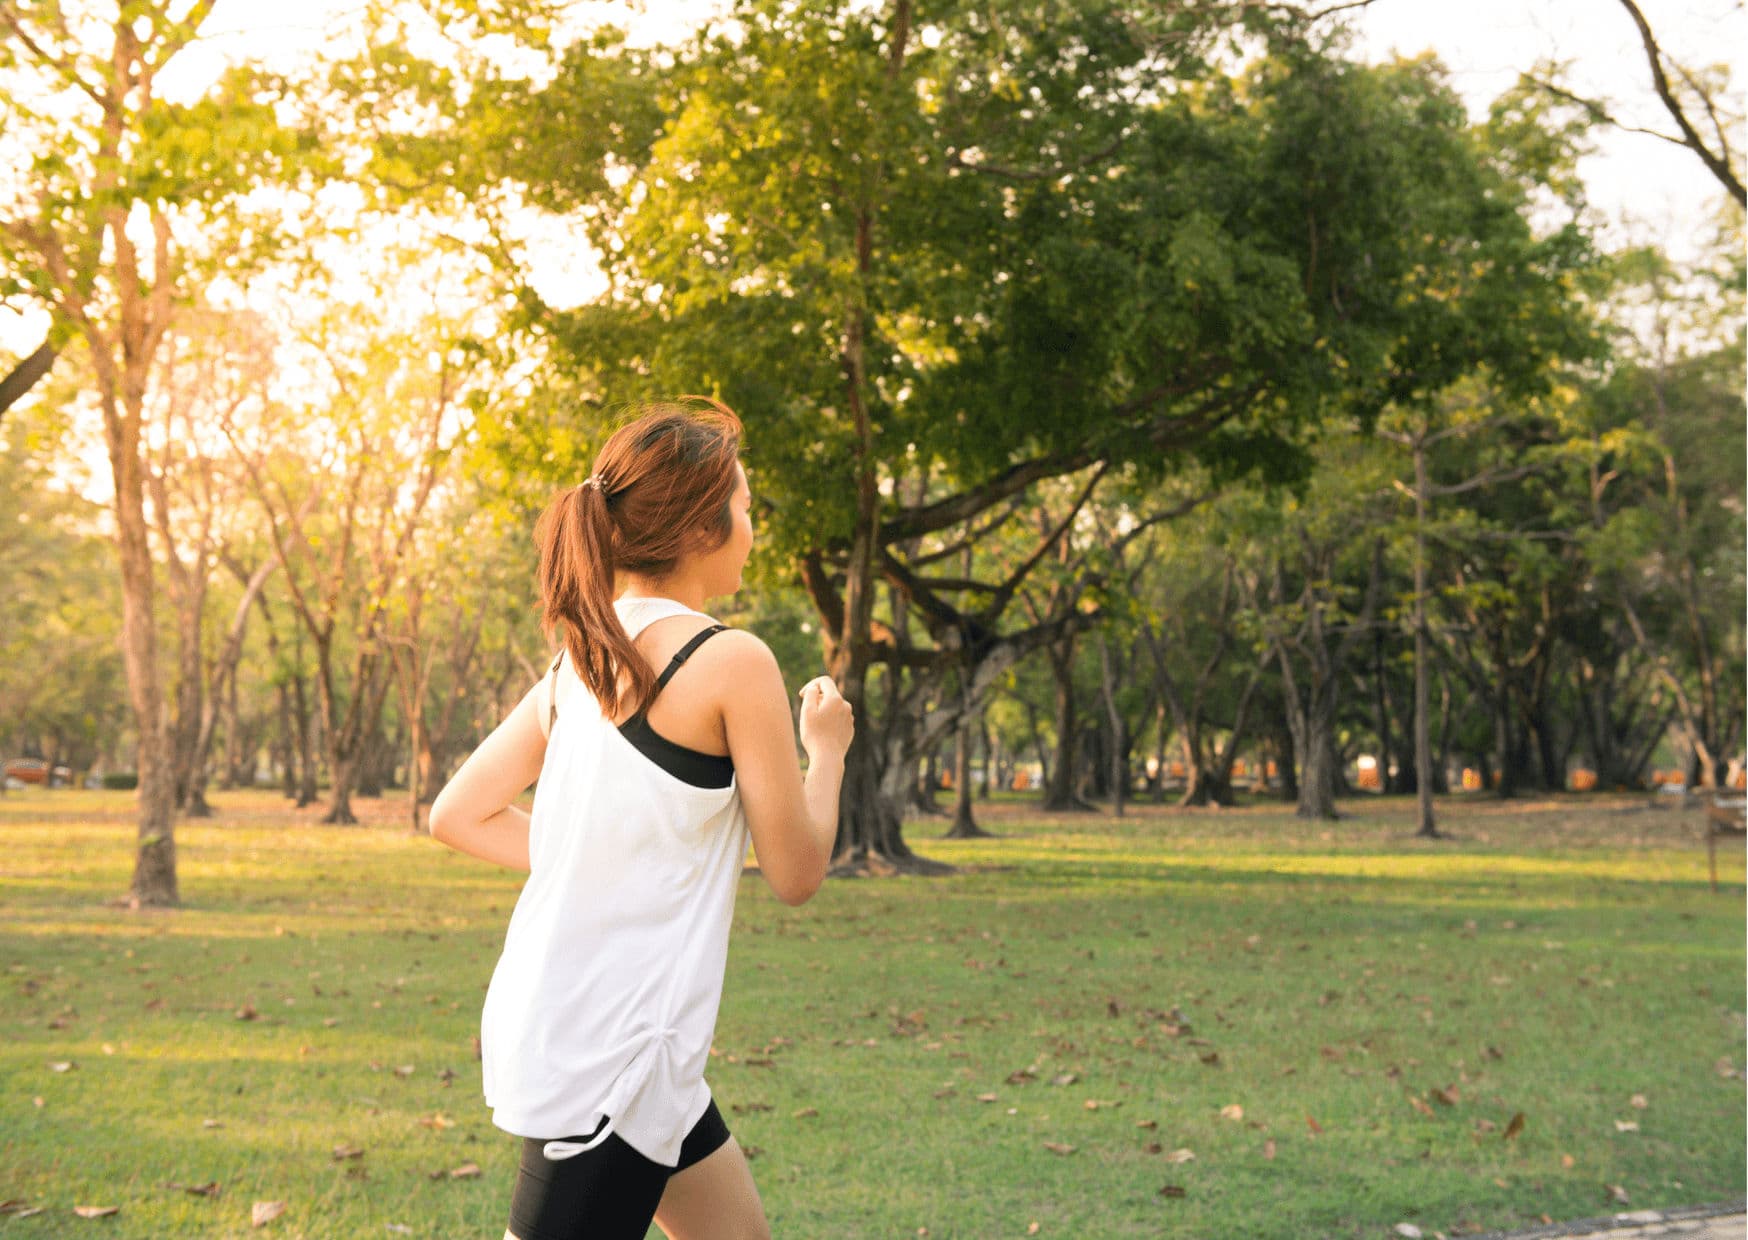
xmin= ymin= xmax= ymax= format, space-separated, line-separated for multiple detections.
xmin=506 ymin=1099 xmax=733 ymax=1240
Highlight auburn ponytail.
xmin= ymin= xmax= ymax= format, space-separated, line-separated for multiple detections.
xmin=533 ymin=396 xmax=744 ymax=721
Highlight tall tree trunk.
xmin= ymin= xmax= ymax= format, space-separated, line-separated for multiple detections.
xmin=104 ymin=395 xmax=177 ymax=905
xmin=1410 ymin=449 xmax=1441 ymax=838
xmin=1041 ymin=638 xmax=1093 ymax=811
xmin=943 ymin=706 xmax=989 ymax=838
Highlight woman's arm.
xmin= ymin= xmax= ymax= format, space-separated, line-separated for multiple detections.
xmin=428 ymin=680 xmax=548 ymax=872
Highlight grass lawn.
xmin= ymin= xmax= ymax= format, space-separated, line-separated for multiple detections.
xmin=1 ymin=787 xmax=1742 ymax=1238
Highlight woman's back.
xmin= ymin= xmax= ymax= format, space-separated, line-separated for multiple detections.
xmin=481 ymin=595 xmax=750 ymax=1167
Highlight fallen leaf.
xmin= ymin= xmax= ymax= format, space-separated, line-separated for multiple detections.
xmin=1502 ymin=1112 xmax=1525 ymax=1141
xmin=1430 ymin=1085 xmax=1459 ymax=1106
xmin=931 ymin=1087 xmax=956 ymax=1099
xmin=1606 ymin=1184 xmax=1629 ymax=1205
xmin=1049 ymin=1073 xmax=1077 ymax=1087
xmin=251 ymin=1200 xmax=286 ymax=1227
xmin=392 ymin=1065 xmax=415 ymax=1078
xmin=1219 ymin=1104 xmax=1244 ymax=1121
xmin=1613 ymin=1120 xmax=1639 ymax=1132
xmin=1628 ymin=1093 xmax=1647 ymax=1109
xmin=74 ymin=1205 xmax=120 ymax=1218
xmin=1142 ymin=1142 xmax=1163 ymax=1154
xmin=1157 ymin=1184 xmax=1186 ymax=1198
xmin=1027 ymin=1224 xmax=1040 ymax=1236
xmin=1198 ymin=1052 xmax=1221 ymax=1067
xmin=417 ymin=1113 xmax=453 ymax=1130
xmin=741 ymin=1145 xmax=763 ymax=1160
xmin=1041 ymin=1141 xmax=1075 ymax=1156
xmin=1305 ymin=1114 xmax=1324 ymax=1135
xmin=386 ymin=1227 xmax=412 ymax=1235
xmin=449 ymin=1163 xmax=481 ymax=1179
xmin=1408 ymin=1095 xmax=1436 ymax=1118
xmin=975 ymin=1093 xmax=998 ymax=1103
xmin=48 ymin=1061 xmax=74 ymax=1073
xmin=1162 ymin=1148 xmax=1196 ymax=1164
xmin=10 ymin=1208 xmax=46 ymax=1220
xmin=1262 ymin=1138 xmax=1276 ymax=1160
xmin=201 ymin=1119 xmax=224 ymax=1129
xmin=1393 ymin=1225 xmax=1423 ymax=1238
xmin=1135 ymin=1119 xmax=1158 ymax=1130
xmin=1561 ymin=1153 xmax=1575 ymax=1169
xmin=164 ymin=1181 xmax=220 ymax=1196
xmin=332 ymin=1145 xmax=364 ymax=1161
xmin=1084 ymin=1099 xmax=1120 ymax=1111
xmin=1474 ymin=1118 xmax=1498 ymax=1134
xmin=235 ymin=1004 xmax=258 ymax=1021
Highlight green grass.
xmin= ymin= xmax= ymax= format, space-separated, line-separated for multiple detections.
xmin=1 ymin=787 xmax=1742 ymax=1238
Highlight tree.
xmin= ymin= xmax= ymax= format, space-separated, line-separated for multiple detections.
xmin=0 ymin=2 xmax=307 ymax=904
xmin=424 ymin=3 xmax=1590 ymax=871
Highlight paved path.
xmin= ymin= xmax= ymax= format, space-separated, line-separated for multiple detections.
xmin=1465 ymin=1201 xmax=1746 ymax=1239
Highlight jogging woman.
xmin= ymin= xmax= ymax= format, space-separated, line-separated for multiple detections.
xmin=429 ymin=398 xmax=852 ymax=1240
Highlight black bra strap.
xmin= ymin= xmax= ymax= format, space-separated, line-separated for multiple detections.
xmin=548 ymin=625 xmax=731 ymax=730
xmin=547 ymin=650 xmax=565 ymax=732
xmin=652 ymin=624 xmax=730 ymax=694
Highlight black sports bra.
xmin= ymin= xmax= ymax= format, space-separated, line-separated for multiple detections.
xmin=548 ymin=624 xmax=734 ymax=789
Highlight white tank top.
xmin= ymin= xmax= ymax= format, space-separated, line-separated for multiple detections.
xmin=480 ymin=596 xmax=750 ymax=1166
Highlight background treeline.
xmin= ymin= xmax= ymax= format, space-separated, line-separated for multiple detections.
xmin=0 ymin=0 xmax=1740 ymax=903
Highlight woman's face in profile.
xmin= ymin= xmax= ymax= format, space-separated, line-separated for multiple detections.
xmin=707 ymin=460 xmax=754 ymax=596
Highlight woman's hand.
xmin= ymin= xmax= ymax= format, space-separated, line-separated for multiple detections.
xmin=797 ymin=675 xmax=854 ymax=763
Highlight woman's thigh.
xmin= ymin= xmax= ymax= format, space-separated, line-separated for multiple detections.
xmin=652 ymin=1137 xmax=771 ymax=1240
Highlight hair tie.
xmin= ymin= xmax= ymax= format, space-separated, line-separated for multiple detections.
xmin=579 ymin=475 xmax=604 ymax=493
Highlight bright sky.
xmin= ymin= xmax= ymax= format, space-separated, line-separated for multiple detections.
xmin=1 ymin=0 xmax=1740 ymax=358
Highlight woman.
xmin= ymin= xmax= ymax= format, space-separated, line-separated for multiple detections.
xmin=429 ymin=397 xmax=853 ymax=1240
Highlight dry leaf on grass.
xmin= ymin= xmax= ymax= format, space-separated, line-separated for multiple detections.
xmin=449 ymin=1163 xmax=480 ymax=1179
xmin=1219 ymin=1104 xmax=1244 ymax=1121
xmin=1502 ymin=1112 xmax=1525 ymax=1141
xmin=251 ymin=1200 xmax=286 ymax=1227
xmin=1042 ymin=1141 xmax=1075 ymax=1156
xmin=1613 ymin=1120 xmax=1639 ymax=1132
xmin=792 ymin=1107 xmax=818 ymax=1119
xmin=1162 ymin=1148 xmax=1195 ymax=1164
xmin=74 ymin=1205 xmax=120 ymax=1219
xmin=332 ymin=1145 xmax=364 ymax=1160
xmin=1606 ymin=1184 xmax=1630 ymax=1205
xmin=164 ymin=1181 xmax=220 ymax=1196
xmin=1263 ymin=1138 xmax=1276 ymax=1160
xmin=1157 ymin=1184 xmax=1186 ymax=1198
